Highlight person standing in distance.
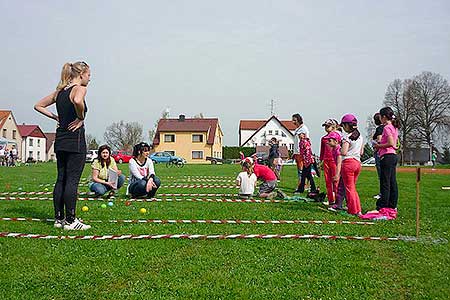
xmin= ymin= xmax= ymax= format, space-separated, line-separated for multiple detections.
xmin=292 ymin=114 xmax=310 ymax=193
xmin=35 ymin=61 xmax=91 ymax=230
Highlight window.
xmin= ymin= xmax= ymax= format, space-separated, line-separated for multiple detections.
xmin=29 ymin=138 xmax=33 ymax=146
xmin=289 ymin=143 xmax=294 ymax=150
xmin=37 ymin=151 xmax=40 ymax=160
xmin=282 ymin=143 xmax=287 ymax=147
xmin=192 ymin=134 xmax=203 ymax=143
xmin=166 ymin=151 xmax=175 ymax=156
xmin=268 ymin=130 xmax=273 ymax=135
xmin=192 ymin=151 xmax=203 ymax=159
xmin=164 ymin=134 xmax=175 ymax=143
xmin=281 ymin=132 xmax=286 ymax=137
xmin=275 ymin=130 xmax=279 ymax=135
xmin=28 ymin=151 xmax=33 ymax=159
xmin=2 ymin=129 xmax=6 ymax=138
xmin=37 ymin=139 xmax=41 ymax=147
xmin=12 ymin=130 xmax=16 ymax=139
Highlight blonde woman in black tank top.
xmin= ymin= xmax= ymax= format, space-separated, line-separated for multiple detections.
xmin=35 ymin=61 xmax=92 ymax=230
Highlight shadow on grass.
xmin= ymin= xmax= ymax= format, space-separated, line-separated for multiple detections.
xmin=3 ymin=206 xmax=51 ymax=220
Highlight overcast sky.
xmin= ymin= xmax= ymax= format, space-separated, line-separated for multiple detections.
xmin=1 ymin=0 xmax=449 ymax=149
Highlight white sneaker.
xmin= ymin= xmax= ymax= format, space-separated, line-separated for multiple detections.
xmin=54 ymin=219 xmax=65 ymax=229
xmin=64 ymin=218 xmax=91 ymax=230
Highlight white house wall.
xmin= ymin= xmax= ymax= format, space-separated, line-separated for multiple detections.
xmin=21 ymin=137 xmax=47 ymax=162
xmin=241 ymin=119 xmax=295 ymax=150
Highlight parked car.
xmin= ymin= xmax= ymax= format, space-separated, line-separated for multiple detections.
xmin=362 ymin=157 xmax=376 ymax=166
xmin=254 ymin=152 xmax=269 ymax=165
xmin=86 ymin=150 xmax=98 ymax=163
xmin=112 ymin=150 xmax=133 ymax=163
xmin=150 ymin=151 xmax=186 ymax=164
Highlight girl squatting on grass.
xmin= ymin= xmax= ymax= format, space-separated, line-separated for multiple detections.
xmin=34 ymin=61 xmax=91 ymax=230
xmin=89 ymin=144 xmax=126 ymax=197
xmin=334 ymin=114 xmax=364 ymax=216
xmin=128 ymin=142 xmax=161 ymax=198
xmin=236 ymin=158 xmax=257 ymax=199
xmin=372 ymin=107 xmax=400 ymax=212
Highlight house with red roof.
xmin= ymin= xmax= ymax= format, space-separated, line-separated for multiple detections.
xmin=0 ymin=110 xmax=22 ymax=158
xmin=152 ymin=115 xmax=223 ymax=164
xmin=17 ymin=124 xmax=47 ymax=162
xmin=239 ymin=115 xmax=296 ymax=151
xmin=44 ymin=132 xmax=56 ymax=161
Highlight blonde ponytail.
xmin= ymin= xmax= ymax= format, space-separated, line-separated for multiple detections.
xmin=55 ymin=61 xmax=90 ymax=95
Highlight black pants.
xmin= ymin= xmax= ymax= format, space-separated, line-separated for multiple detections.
xmin=376 ymin=154 xmax=398 ymax=210
xmin=298 ymin=164 xmax=317 ymax=193
xmin=54 ymin=151 xmax=85 ymax=223
xmin=129 ymin=176 xmax=161 ymax=198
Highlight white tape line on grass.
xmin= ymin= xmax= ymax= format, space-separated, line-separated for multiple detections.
xmin=36 ymin=184 xmax=238 ymax=189
xmin=0 ymin=232 xmax=412 ymax=241
xmin=0 ymin=217 xmax=375 ymax=226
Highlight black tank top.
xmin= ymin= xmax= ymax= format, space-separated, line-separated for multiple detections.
xmin=54 ymin=86 xmax=88 ymax=153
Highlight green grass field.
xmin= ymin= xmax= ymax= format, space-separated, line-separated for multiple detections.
xmin=0 ymin=163 xmax=449 ymax=299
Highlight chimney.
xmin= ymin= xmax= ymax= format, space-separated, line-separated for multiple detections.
xmin=178 ymin=114 xmax=185 ymax=121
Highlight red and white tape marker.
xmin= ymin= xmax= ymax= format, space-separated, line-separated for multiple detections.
xmin=0 ymin=196 xmax=302 ymax=203
xmin=0 ymin=232 xmax=412 ymax=241
xmin=0 ymin=192 xmax=238 ymax=197
xmin=0 ymin=217 xmax=375 ymax=226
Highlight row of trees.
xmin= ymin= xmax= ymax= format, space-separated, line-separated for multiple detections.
xmin=368 ymin=71 xmax=450 ymax=164
xmin=86 ymin=121 xmax=144 ymax=151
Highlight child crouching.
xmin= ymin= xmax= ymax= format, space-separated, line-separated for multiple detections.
xmin=236 ymin=159 xmax=257 ymax=199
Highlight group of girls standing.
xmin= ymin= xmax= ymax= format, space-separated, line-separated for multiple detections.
xmin=318 ymin=108 xmax=400 ymax=216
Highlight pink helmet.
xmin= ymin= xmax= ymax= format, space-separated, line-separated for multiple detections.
xmin=340 ymin=114 xmax=357 ymax=125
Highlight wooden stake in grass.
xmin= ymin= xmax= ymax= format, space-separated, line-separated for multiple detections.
xmin=416 ymin=167 xmax=421 ymax=238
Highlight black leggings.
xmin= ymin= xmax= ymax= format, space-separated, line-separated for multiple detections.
xmin=298 ymin=164 xmax=317 ymax=193
xmin=376 ymin=154 xmax=398 ymax=210
xmin=53 ymin=151 xmax=85 ymax=223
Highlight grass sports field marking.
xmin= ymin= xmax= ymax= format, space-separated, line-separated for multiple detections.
xmin=0 ymin=217 xmax=375 ymax=226
xmin=0 ymin=232 xmax=413 ymax=241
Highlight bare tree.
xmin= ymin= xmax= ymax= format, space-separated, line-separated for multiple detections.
xmin=149 ymin=108 xmax=170 ymax=143
xmin=86 ymin=134 xmax=99 ymax=150
xmin=104 ymin=121 xmax=143 ymax=151
xmin=409 ymin=72 xmax=450 ymax=148
xmin=383 ymin=78 xmax=417 ymax=164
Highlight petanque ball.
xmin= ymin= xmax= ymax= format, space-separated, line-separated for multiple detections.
xmin=81 ymin=206 xmax=89 ymax=212
xmin=139 ymin=208 xmax=147 ymax=214
xmin=108 ymin=201 xmax=114 ymax=207
xmin=101 ymin=204 xmax=107 ymax=209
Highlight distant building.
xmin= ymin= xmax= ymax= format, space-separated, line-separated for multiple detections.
xmin=44 ymin=132 xmax=56 ymax=161
xmin=0 ymin=110 xmax=22 ymax=159
xmin=152 ymin=115 xmax=223 ymax=164
xmin=17 ymin=124 xmax=47 ymax=162
xmin=239 ymin=115 xmax=297 ymax=150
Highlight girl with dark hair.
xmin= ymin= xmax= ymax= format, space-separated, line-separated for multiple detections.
xmin=128 ymin=142 xmax=161 ymax=198
xmin=89 ymin=145 xmax=126 ymax=197
xmin=334 ymin=114 xmax=364 ymax=216
xmin=292 ymin=113 xmax=310 ymax=192
xmin=35 ymin=61 xmax=91 ymax=230
xmin=372 ymin=107 xmax=400 ymax=212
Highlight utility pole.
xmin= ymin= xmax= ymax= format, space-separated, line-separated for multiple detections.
xmin=270 ymin=99 xmax=275 ymax=116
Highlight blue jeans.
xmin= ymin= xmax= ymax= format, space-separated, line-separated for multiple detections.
xmin=89 ymin=174 xmax=126 ymax=196
xmin=129 ymin=176 xmax=161 ymax=198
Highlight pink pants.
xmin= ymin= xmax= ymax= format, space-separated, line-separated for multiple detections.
xmin=323 ymin=159 xmax=337 ymax=202
xmin=341 ymin=158 xmax=361 ymax=214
